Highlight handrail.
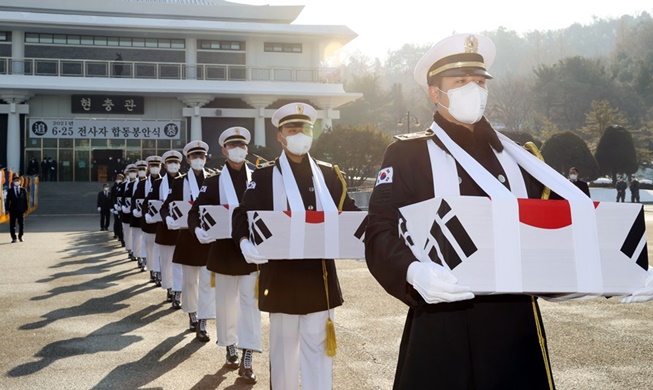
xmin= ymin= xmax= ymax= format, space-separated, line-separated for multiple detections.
xmin=0 ymin=57 xmax=341 ymax=83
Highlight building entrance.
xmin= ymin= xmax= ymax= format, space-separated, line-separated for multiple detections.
xmin=92 ymin=149 xmax=123 ymax=182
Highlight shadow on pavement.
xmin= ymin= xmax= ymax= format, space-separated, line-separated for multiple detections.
xmin=191 ymin=366 xmax=257 ymax=390
xmin=8 ymin=305 xmax=172 ymax=377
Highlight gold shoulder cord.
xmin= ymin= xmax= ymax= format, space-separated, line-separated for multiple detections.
xmin=522 ymin=142 xmax=554 ymax=388
xmin=322 ymin=165 xmax=347 ymax=357
xmin=523 ymin=142 xmax=550 ymax=200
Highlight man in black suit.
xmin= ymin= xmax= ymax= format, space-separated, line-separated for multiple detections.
xmin=568 ymin=167 xmax=590 ymax=197
xmin=6 ymin=176 xmax=28 ymax=243
xmin=97 ymin=183 xmax=112 ymax=231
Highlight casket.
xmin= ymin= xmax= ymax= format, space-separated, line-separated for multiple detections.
xmin=146 ymin=200 xmax=163 ymax=223
xmin=169 ymin=200 xmax=192 ymax=229
xmin=199 ymin=205 xmax=233 ymax=242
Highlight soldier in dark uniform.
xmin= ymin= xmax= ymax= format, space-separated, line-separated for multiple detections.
xmin=160 ymin=141 xmax=215 ymax=342
xmin=121 ymin=164 xmax=138 ymax=261
xmin=189 ymin=127 xmax=260 ymax=384
xmin=150 ymin=150 xmax=183 ymax=306
xmin=97 ymin=183 xmax=112 ymax=231
xmin=232 ymin=103 xmax=359 ymax=390
xmin=129 ymin=160 xmax=149 ymax=270
xmin=110 ymin=173 xmax=125 ymax=245
xmin=365 ymin=33 xmax=556 ymax=390
xmin=136 ymin=156 xmax=163 ymax=281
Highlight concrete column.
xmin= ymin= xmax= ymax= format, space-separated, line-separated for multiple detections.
xmin=11 ymin=30 xmax=25 ymax=74
xmin=190 ymin=106 xmax=202 ymax=141
xmin=243 ymin=97 xmax=276 ymax=147
xmin=178 ymin=95 xmax=214 ymax=142
xmin=185 ymin=38 xmax=198 ymax=80
xmin=6 ymin=104 xmax=20 ymax=171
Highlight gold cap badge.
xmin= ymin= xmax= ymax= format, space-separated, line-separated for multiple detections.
xmin=464 ymin=35 xmax=479 ymax=53
xmin=296 ymin=104 xmax=304 ymax=114
xmin=234 ymin=128 xmax=240 ymax=134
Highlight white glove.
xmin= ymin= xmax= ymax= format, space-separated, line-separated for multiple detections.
xmin=121 ymin=206 xmax=130 ymax=214
xmin=620 ymin=266 xmax=653 ymax=303
xmin=145 ymin=214 xmax=154 ymax=224
xmin=166 ymin=216 xmax=179 ymax=230
xmin=133 ymin=209 xmax=142 ymax=218
xmin=194 ymin=227 xmax=213 ymax=244
xmin=114 ymin=204 xmax=120 ymax=212
xmin=239 ymin=239 xmax=268 ymax=264
xmin=406 ymin=261 xmax=474 ymax=304
xmin=97 ymin=207 xmax=101 ymax=212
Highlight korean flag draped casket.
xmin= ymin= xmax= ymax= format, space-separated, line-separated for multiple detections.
xmin=246 ymin=211 xmax=367 ymax=259
xmin=115 ymin=196 xmax=123 ymax=212
xmin=199 ymin=205 xmax=233 ymax=242
xmin=398 ymin=196 xmax=649 ymax=295
xmin=135 ymin=199 xmax=144 ymax=214
xmin=168 ymin=200 xmax=192 ymax=229
xmin=146 ymin=200 xmax=163 ymax=223
xmin=121 ymin=197 xmax=131 ymax=214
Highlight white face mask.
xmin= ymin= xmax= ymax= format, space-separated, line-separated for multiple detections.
xmin=569 ymin=174 xmax=578 ymax=181
xmin=115 ymin=179 xmax=122 ymax=184
xmin=190 ymin=158 xmax=205 ymax=171
xmin=438 ymin=82 xmax=488 ymax=125
xmin=13 ymin=181 xmax=20 ymax=187
xmin=128 ymin=172 xmax=137 ymax=180
xmin=283 ymin=132 xmax=313 ymax=156
xmin=149 ymin=167 xmax=160 ymax=175
xmin=166 ymin=163 xmax=180 ymax=174
xmin=137 ymin=170 xmax=146 ymax=178
xmin=227 ymin=147 xmax=247 ymax=164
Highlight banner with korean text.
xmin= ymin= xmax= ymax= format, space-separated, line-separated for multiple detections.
xmin=28 ymin=119 xmax=181 ymax=140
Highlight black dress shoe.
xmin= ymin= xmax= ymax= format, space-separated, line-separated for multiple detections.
xmin=238 ymin=349 xmax=257 ymax=384
xmin=196 ymin=320 xmax=210 ymax=342
xmin=225 ymin=345 xmax=240 ymax=369
xmin=11 ymin=239 xmax=17 ymax=243
xmin=19 ymin=237 xmax=23 ymax=242
xmin=166 ymin=288 xmax=173 ymax=302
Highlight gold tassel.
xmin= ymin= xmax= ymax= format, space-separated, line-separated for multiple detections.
xmin=326 ymin=316 xmax=337 ymax=357
xmin=210 ymin=272 xmax=215 ymax=288
xmin=523 ymin=142 xmax=551 ymax=200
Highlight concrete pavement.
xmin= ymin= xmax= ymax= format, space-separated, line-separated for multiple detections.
xmin=1 ymin=213 xmax=652 ymax=389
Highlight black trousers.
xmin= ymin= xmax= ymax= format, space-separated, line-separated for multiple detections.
xmin=9 ymin=213 xmax=24 ymax=240
xmin=113 ymin=213 xmax=123 ymax=240
xmin=100 ymin=210 xmax=111 ymax=229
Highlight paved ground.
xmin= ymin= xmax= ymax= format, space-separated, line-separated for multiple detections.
xmin=0 ymin=212 xmax=652 ymax=390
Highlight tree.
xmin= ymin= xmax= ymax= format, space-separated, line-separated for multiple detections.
xmin=311 ymin=124 xmax=392 ymax=188
xmin=579 ymin=100 xmax=629 ymax=150
xmin=499 ymin=131 xmax=541 ymax=148
xmin=487 ymin=74 xmax=534 ymax=131
xmin=594 ymin=125 xmax=639 ymax=182
xmin=540 ymin=131 xmax=599 ymax=179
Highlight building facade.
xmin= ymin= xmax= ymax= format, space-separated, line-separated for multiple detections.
xmin=0 ymin=0 xmax=360 ymax=181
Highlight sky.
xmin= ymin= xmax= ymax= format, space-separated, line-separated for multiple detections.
xmin=235 ymin=0 xmax=653 ymax=61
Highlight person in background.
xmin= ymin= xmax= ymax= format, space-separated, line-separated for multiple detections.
xmin=6 ymin=176 xmax=28 ymax=243
xmin=616 ymin=177 xmax=627 ymax=202
xmin=630 ymin=177 xmax=640 ymax=203
xmin=97 ymin=183 xmax=112 ymax=231
xmin=568 ymin=167 xmax=590 ymax=197
xmin=111 ymin=173 xmax=125 ymax=246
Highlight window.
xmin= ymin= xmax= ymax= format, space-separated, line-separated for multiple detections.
xmin=53 ymin=35 xmax=66 ymax=44
xmin=23 ymin=33 xmax=185 ymax=49
xmin=95 ymin=36 xmax=108 ymax=46
xmin=67 ymin=35 xmax=81 ymax=45
xmin=264 ymin=42 xmax=302 ymax=53
xmin=198 ymin=40 xmax=244 ymax=51
xmin=0 ymin=32 xmax=7 ymax=41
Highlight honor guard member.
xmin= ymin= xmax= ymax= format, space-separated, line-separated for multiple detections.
xmin=130 ymin=160 xmax=149 ymax=270
xmin=189 ymin=127 xmax=260 ymax=383
xmin=6 ymin=176 xmax=28 ymax=243
xmin=233 ymin=103 xmax=359 ymax=390
xmin=364 ymin=33 xmax=562 ymax=389
xmin=97 ymin=183 xmax=112 ymax=231
xmin=111 ymin=173 xmax=125 ymax=246
xmin=121 ymin=164 xmax=138 ymax=261
xmin=150 ymin=150 xmax=184 ymax=306
xmin=139 ymin=155 xmax=163 ymax=283
xmin=160 ymin=141 xmax=216 ymax=341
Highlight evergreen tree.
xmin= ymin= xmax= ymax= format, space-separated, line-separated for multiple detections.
xmin=594 ymin=125 xmax=639 ymax=182
xmin=540 ymin=131 xmax=599 ymax=179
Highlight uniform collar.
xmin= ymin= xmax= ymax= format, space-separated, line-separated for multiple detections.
xmin=433 ymin=112 xmax=503 ymax=153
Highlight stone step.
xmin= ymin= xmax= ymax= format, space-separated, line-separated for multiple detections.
xmin=33 ymin=181 xmax=110 ymax=215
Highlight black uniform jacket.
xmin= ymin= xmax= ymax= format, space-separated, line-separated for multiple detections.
xmin=232 ymin=155 xmax=359 ymax=315
xmin=138 ymin=175 xmax=161 ymax=234
xmin=120 ymin=179 xmax=135 ymax=224
xmin=154 ymin=173 xmax=181 ymax=246
xmin=365 ymin=113 xmax=555 ymax=390
xmin=160 ymin=171 xmax=211 ymax=266
xmin=189 ymin=164 xmax=257 ymax=276
xmin=129 ymin=177 xmax=147 ymax=228
xmin=6 ymin=186 xmax=28 ymax=214
xmin=110 ymin=182 xmax=122 ymax=222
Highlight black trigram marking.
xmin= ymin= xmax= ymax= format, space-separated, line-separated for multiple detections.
xmin=136 ymin=199 xmax=144 ymax=213
xmin=117 ymin=197 xmax=123 ymax=207
xmin=398 ymin=216 xmax=414 ymax=247
xmin=200 ymin=209 xmax=217 ymax=231
xmin=171 ymin=204 xmax=183 ymax=220
xmin=424 ymin=200 xmax=477 ymax=270
xmin=250 ymin=212 xmax=273 ymax=245
xmin=147 ymin=203 xmax=158 ymax=217
xmin=124 ymin=198 xmax=131 ymax=208
xmin=620 ymin=207 xmax=649 ymax=271
xmin=354 ymin=216 xmax=367 ymax=242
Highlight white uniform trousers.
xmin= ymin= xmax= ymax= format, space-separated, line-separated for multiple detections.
xmin=158 ymin=244 xmax=175 ymax=290
xmin=214 ymin=272 xmax=262 ymax=351
xmin=172 ymin=263 xmax=183 ymax=292
xmin=122 ymin=223 xmax=132 ymax=252
xmin=131 ymin=227 xmax=144 ymax=258
xmin=143 ymin=233 xmax=159 ymax=272
xmin=269 ymin=310 xmax=334 ymax=390
xmin=181 ymin=265 xmax=216 ymax=319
